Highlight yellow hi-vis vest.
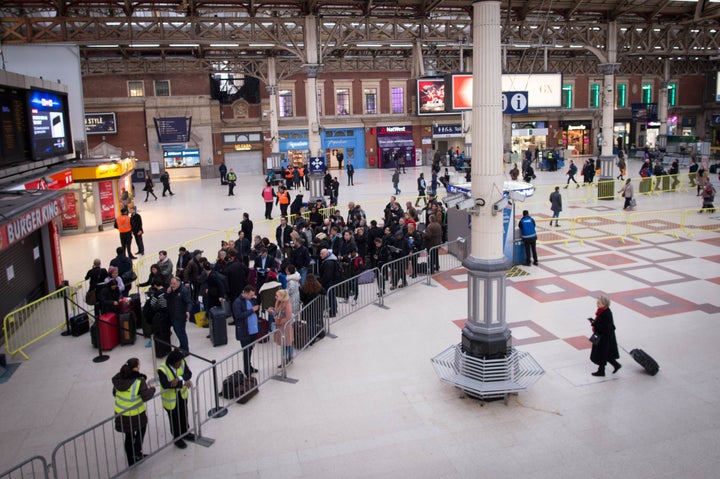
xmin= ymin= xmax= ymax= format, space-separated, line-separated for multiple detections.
xmin=114 ymin=379 xmax=146 ymax=416
xmin=158 ymin=362 xmax=188 ymax=410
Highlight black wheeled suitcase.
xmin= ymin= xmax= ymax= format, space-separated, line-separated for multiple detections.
xmin=208 ymin=306 xmax=228 ymax=346
xmin=629 ymin=348 xmax=659 ymax=376
xmin=236 ymin=376 xmax=259 ymax=404
xmin=130 ymin=293 xmax=143 ymax=329
xmin=69 ymin=313 xmax=90 ymax=337
xmin=119 ymin=312 xmax=136 ymax=345
xmin=221 ymin=370 xmax=245 ymax=399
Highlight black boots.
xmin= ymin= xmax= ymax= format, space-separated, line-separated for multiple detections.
xmin=592 ymin=367 xmax=605 ymax=377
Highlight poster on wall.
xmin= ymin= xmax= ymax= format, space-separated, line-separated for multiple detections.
xmin=98 ymin=180 xmax=115 ymax=223
xmin=61 ymin=192 xmax=79 ymax=230
xmin=417 ymin=78 xmax=448 ymax=115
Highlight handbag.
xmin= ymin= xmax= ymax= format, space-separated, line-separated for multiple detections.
xmin=630 ymin=198 xmax=637 ymax=207
xmin=85 ymin=288 xmax=97 ymax=306
xmin=588 ymin=333 xmax=601 ymax=345
xmin=121 ymin=270 xmax=137 ymax=283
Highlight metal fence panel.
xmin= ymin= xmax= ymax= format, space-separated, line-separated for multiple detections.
xmin=0 ymin=456 xmax=49 ymax=479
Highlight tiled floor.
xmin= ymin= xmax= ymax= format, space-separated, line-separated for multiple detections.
xmin=1 ymin=158 xmax=719 ymax=478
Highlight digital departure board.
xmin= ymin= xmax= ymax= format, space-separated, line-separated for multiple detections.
xmin=0 ymin=86 xmax=29 ymax=166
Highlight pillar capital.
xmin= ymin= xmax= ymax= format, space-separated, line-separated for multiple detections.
xmin=266 ymin=85 xmax=278 ymax=95
xmin=303 ymin=64 xmax=323 ymax=78
xmin=599 ymin=63 xmax=621 ymax=75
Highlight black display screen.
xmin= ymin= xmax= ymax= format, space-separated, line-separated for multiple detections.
xmin=27 ymin=88 xmax=73 ymax=160
xmin=0 ymin=86 xmax=30 ymax=166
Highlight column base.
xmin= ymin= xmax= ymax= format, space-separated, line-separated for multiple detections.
xmin=461 ymin=326 xmax=511 ymax=359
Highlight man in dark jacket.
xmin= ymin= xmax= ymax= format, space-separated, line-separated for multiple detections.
xmin=176 ymin=247 xmax=192 ymax=280
xmin=319 ymin=248 xmax=341 ymax=317
xmin=167 ymin=276 xmax=192 ymax=356
xmin=233 ymin=286 xmax=261 ymax=376
xmin=289 ymin=238 xmax=311 ymax=285
xmin=130 ymin=206 xmax=145 ymax=256
xmin=183 ymin=249 xmax=204 ymax=303
xmin=275 ymin=216 xmax=293 ymax=258
xmin=225 ymin=248 xmax=249 ymax=303
xmin=423 ymin=215 xmax=443 ymax=273
xmin=389 ymin=230 xmax=409 ymax=289
xmin=110 ymin=246 xmax=134 ymax=297
xmin=145 ymin=280 xmax=172 ymax=358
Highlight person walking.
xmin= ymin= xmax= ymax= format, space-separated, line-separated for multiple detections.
xmin=588 ymin=296 xmax=621 ymax=377
xmin=233 ymin=285 xmax=261 ymax=376
xmin=219 ymin=161 xmax=228 ymax=185
xmin=142 ymin=173 xmax=157 ymax=201
xmin=618 ymin=178 xmax=634 ymax=210
xmin=415 ymin=172 xmax=427 ymax=207
xmin=130 ymin=207 xmax=145 ymax=256
xmin=226 ymin=168 xmax=237 ymax=196
xmin=549 ymin=186 xmax=562 ymax=227
xmin=616 ymin=153 xmax=626 ymax=180
xmin=112 ymin=358 xmax=156 ymax=466
xmin=160 ymin=170 xmax=174 ymax=196
xmin=518 ymin=210 xmax=538 ymax=266
xmin=157 ymin=350 xmax=194 ymax=449
xmin=114 ymin=207 xmax=135 ymax=259
xmin=392 ymin=168 xmax=401 ymax=195
xmin=564 ymin=160 xmax=579 ymax=188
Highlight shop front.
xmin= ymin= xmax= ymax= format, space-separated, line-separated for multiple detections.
xmin=511 ymin=121 xmax=550 ymax=157
xmin=161 ymin=145 xmax=201 ymax=179
xmin=613 ymin=120 xmax=631 ymax=154
xmin=279 ymin=130 xmax=310 ymax=170
xmin=324 ymin=127 xmax=365 ymax=170
xmin=560 ymin=120 xmax=593 ymax=156
xmin=0 ymin=189 xmax=66 ymax=322
xmin=222 ymin=132 xmax=264 ymax=176
xmin=377 ymin=125 xmax=415 ymax=169
xmin=64 ymin=158 xmax=136 ymax=233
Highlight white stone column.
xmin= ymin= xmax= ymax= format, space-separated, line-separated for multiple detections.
xmin=267 ymin=57 xmax=280 ymax=154
xmin=597 ymin=22 xmax=620 ymax=198
xmin=461 ymin=0 xmax=512 ymax=359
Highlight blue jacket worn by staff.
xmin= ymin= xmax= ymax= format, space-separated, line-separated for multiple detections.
xmin=518 ymin=214 xmax=537 ymax=239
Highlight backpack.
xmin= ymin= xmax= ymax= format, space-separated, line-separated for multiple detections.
xmin=351 ymin=256 xmax=364 ymax=274
xmin=333 ymin=260 xmax=344 ymax=282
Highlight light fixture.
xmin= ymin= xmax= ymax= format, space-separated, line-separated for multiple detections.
xmin=130 ymin=43 xmax=160 ymax=48
xmin=249 ymin=43 xmax=275 ymax=48
xmin=88 ymin=44 xmax=119 ymax=48
xmin=169 ymin=43 xmax=199 ymax=47
xmin=210 ymin=43 xmax=239 ymax=47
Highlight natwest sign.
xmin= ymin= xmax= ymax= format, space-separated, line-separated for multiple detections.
xmin=0 ymin=197 xmax=65 ymax=252
xmin=377 ymin=126 xmax=412 ymax=134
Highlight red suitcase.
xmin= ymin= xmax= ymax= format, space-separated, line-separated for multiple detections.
xmin=96 ymin=312 xmax=120 ymax=351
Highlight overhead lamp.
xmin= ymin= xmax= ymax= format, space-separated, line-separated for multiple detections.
xmin=389 ymin=43 xmax=413 ymax=48
xmin=130 ymin=43 xmax=160 ymax=48
xmin=210 ymin=43 xmax=239 ymax=47
xmin=249 ymin=43 xmax=275 ymax=47
xmin=357 ymin=42 xmax=382 ymax=47
xmin=88 ymin=44 xmax=119 ymax=48
xmin=169 ymin=43 xmax=199 ymax=47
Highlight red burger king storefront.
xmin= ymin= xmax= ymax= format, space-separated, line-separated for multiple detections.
xmin=0 ymin=190 xmax=66 ymax=324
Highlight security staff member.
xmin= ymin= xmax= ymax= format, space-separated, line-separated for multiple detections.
xmin=112 ymin=358 xmax=156 ymax=466
xmin=114 ymin=207 xmax=135 ymax=259
xmin=276 ymin=186 xmax=291 ymax=217
xmin=158 ymin=350 xmax=194 ymax=449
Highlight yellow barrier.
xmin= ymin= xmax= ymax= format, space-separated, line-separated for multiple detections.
xmin=3 ymin=286 xmax=74 ymax=360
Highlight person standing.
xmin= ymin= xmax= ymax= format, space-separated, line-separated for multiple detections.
xmin=346 ymin=161 xmax=355 ymax=186
xmin=319 ymin=248 xmax=341 ymax=318
xmin=261 ymin=182 xmax=276 ymax=220
xmin=114 ymin=207 xmax=135 ymax=259
xmin=589 ymin=296 xmax=621 ymax=377
xmin=330 ymin=177 xmax=340 ymax=206
xmin=112 ymin=358 xmax=156 ymax=466
xmin=415 ymin=172 xmax=427 ymax=207
xmin=549 ymin=186 xmax=562 ymax=227
xmin=130 ymin=207 xmax=145 ymax=256
xmin=233 ymin=285 xmax=260 ymax=376
xmin=226 ymin=168 xmax=237 ymax=196
xmin=240 ymin=213 xmax=253 ymax=242
xmin=157 ymin=350 xmax=194 ymax=449
xmin=398 ymin=151 xmax=406 ymax=173
xmin=275 ymin=216 xmax=293 ymax=258
xmin=218 ymin=161 xmax=228 ymax=185
xmin=167 ymin=276 xmax=192 ymax=356
xmin=618 ymin=178 xmax=634 ymax=210
xmin=564 ymin=160 xmax=579 ymax=188
xmin=160 ymin=170 xmax=174 ymax=196
xmin=392 ymin=168 xmax=401 ymax=195
xmin=268 ymin=288 xmax=294 ymax=367
xmin=85 ymin=258 xmax=108 ymax=315
xmin=276 ymin=185 xmax=291 ymax=217
xmin=518 ymin=210 xmax=538 ymax=266
xmin=142 ymin=173 xmax=157 ymax=201
xmin=422 ymin=214 xmax=443 ymax=273
xmin=157 ymin=250 xmax=173 ymax=285
xmin=336 ymin=150 xmax=344 ymax=171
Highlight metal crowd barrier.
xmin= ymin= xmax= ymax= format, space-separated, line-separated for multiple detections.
xmin=0 ymin=456 xmax=49 ymax=479
xmin=3 ymin=286 xmax=72 ymax=360
xmin=51 ymin=388 xmax=195 ymax=479
xmin=326 ymin=267 xmax=382 ymax=326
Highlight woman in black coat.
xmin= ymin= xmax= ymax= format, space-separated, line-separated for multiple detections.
xmin=590 ymin=295 xmax=621 ymax=376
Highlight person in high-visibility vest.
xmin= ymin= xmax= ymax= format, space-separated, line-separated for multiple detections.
xmin=276 ymin=185 xmax=291 ymax=217
xmin=157 ymin=350 xmax=194 ymax=449
xmin=112 ymin=357 xmax=156 ymax=466
xmin=114 ymin=207 xmax=135 ymax=259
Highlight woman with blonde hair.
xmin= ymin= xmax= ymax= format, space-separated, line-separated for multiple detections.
xmin=588 ymin=295 xmax=621 ymax=377
xmin=268 ymin=288 xmax=294 ymax=367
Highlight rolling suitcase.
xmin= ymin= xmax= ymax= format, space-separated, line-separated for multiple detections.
xmin=257 ymin=316 xmax=270 ymax=343
xmin=119 ymin=312 xmax=136 ymax=345
xmin=221 ymin=370 xmax=245 ymax=399
xmin=130 ymin=293 xmax=143 ymax=329
xmin=69 ymin=313 xmax=90 ymax=337
xmin=208 ymin=306 xmax=228 ymax=346
xmin=629 ymin=348 xmax=659 ymax=376
xmin=93 ymin=312 xmax=120 ymax=351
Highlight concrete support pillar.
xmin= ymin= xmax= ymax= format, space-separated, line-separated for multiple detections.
xmin=460 ymin=0 xmax=512 ymax=359
xmin=267 ymin=57 xmax=280 ymax=154
xmin=304 ymin=15 xmax=322 ymax=159
xmin=659 ymin=61 xmax=670 ymax=138
xmin=598 ymin=22 xmax=619 ymax=200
